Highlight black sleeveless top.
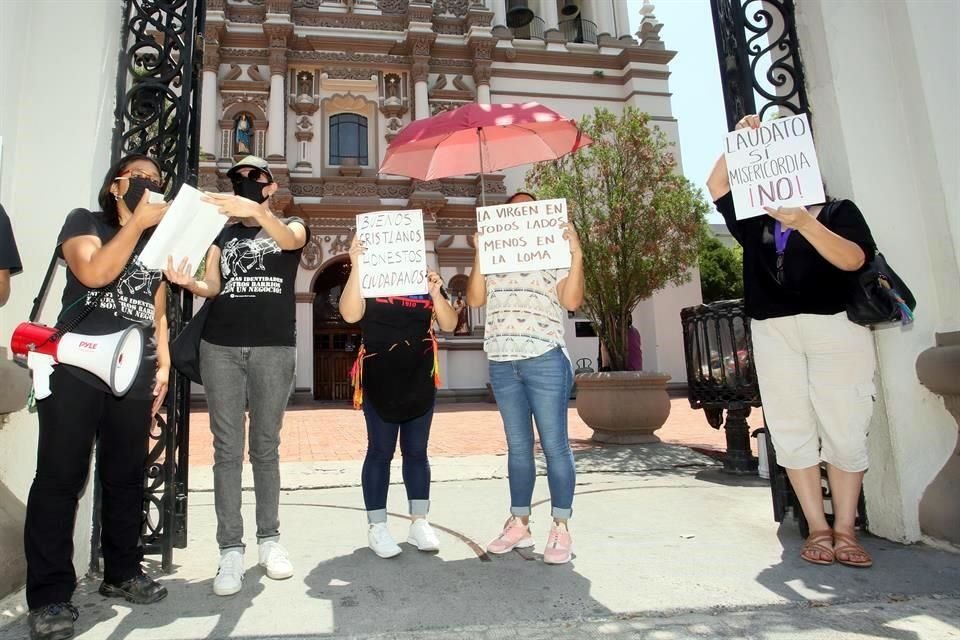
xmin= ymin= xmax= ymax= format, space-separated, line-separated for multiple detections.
xmin=359 ymin=294 xmax=436 ymax=423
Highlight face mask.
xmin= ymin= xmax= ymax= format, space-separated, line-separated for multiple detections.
xmin=121 ymin=177 xmax=157 ymax=212
xmin=232 ymin=176 xmax=269 ymax=204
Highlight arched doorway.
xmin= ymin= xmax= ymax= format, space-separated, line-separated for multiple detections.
xmin=312 ymin=257 xmax=361 ymax=401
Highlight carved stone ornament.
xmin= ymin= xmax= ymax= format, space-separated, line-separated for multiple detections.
xmin=411 ymin=61 xmax=430 ymax=83
xmin=222 ymin=93 xmax=268 ymax=114
xmin=220 ymin=48 xmax=269 ymax=60
xmin=473 ymin=63 xmax=492 ymax=85
xmin=288 ymin=51 xmax=410 ymax=66
xmin=433 ymin=0 xmax=469 ymax=17
xmin=300 ymin=237 xmax=323 ymax=270
xmin=224 ymin=64 xmax=243 ymax=81
xmin=203 ymin=46 xmax=220 ymax=73
xmin=377 ymin=0 xmax=409 ymax=15
xmin=325 ymin=68 xmax=378 ymax=81
xmin=471 ymin=38 xmax=493 ymax=61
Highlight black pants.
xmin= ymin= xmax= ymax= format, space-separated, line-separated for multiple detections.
xmin=25 ymin=367 xmax=152 ymax=609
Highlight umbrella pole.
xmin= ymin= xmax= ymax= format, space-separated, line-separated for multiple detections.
xmin=477 ymin=127 xmax=487 ymax=208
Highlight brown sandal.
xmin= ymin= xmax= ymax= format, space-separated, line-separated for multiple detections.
xmin=833 ymin=531 xmax=873 ymax=568
xmin=800 ymin=529 xmax=835 ymax=565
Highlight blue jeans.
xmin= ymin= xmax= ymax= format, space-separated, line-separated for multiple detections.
xmin=200 ymin=340 xmax=296 ymax=550
xmin=361 ymin=403 xmax=434 ymax=523
xmin=488 ymin=347 xmax=575 ymax=520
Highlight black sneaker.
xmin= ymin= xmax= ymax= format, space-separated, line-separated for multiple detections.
xmin=27 ymin=602 xmax=78 ymax=640
xmin=98 ymin=573 xmax=168 ymax=604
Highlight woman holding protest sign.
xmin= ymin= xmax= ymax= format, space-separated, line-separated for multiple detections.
xmin=467 ymin=191 xmax=584 ymax=566
xmin=707 ymin=114 xmax=877 ymax=568
xmin=165 ymin=156 xmax=308 ymax=596
xmin=339 ymin=234 xmax=457 ymax=559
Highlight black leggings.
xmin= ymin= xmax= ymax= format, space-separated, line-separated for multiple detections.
xmin=25 ymin=367 xmax=152 ymax=608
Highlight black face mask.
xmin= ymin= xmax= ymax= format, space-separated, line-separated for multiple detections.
xmin=122 ymin=177 xmax=157 ymax=212
xmin=232 ymin=176 xmax=270 ymax=204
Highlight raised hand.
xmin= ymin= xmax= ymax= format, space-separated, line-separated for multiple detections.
xmin=348 ymin=234 xmax=366 ymax=266
xmin=132 ymin=191 xmax=169 ymax=231
xmin=163 ymin=256 xmax=195 ymax=288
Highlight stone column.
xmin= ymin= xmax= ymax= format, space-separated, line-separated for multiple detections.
xmin=540 ymin=0 xmax=559 ymax=31
xmin=470 ymin=33 xmax=494 ymax=104
xmin=412 ymin=61 xmax=430 ymax=120
xmin=593 ymin=0 xmax=615 ymax=37
xmin=267 ymin=50 xmax=287 ymax=159
xmin=264 ymin=23 xmax=292 ymax=161
xmin=199 ymin=39 xmax=220 ymax=159
xmin=491 ymin=0 xmax=506 ymax=28
xmin=613 ymin=0 xmax=630 ymax=38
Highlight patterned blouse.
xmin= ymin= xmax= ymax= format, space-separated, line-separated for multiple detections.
xmin=483 ymin=269 xmax=569 ymax=362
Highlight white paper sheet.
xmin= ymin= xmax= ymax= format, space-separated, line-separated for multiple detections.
xmin=139 ymin=184 xmax=227 ymax=270
xmin=476 ymin=198 xmax=571 ymax=275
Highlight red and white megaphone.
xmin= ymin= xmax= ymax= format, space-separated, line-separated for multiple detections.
xmin=10 ymin=322 xmax=144 ymax=399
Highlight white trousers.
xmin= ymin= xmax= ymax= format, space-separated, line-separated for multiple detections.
xmin=751 ymin=312 xmax=877 ymax=472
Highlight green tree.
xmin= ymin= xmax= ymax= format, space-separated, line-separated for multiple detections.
xmin=526 ymin=107 xmax=709 ymax=371
xmin=698 ymin=234 xmax=743 ymax=303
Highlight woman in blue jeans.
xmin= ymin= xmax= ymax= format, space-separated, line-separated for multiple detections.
xmin=339 ymin=235 xmax=458 ymax=558
xmin=466 ymin=192 xmax=585 ymax=564
xmin=165 ymin=156 xmax=308 ymax=595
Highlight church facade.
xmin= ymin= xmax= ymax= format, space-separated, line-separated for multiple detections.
xmin=198 ymin=0 xmax=701 ymax=399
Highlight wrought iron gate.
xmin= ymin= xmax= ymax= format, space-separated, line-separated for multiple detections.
xmin=92 ymin=0 xmax=207 ymax=574
xmin=710 ymin=0 xmax=810 ymax=129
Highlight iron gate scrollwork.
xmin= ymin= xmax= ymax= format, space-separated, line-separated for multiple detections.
xmin=710 ymin=0 xmax=810 ymax=129
xmin=92 ymin=0 xmax=207 ymax=575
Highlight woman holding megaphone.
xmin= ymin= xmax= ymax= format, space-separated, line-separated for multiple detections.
xmin=23 ymin=154 xmax=170 ymax=640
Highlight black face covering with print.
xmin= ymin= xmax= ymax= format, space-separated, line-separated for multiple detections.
xmin=232 ymin=176 xmax=269 ymax=204
xmin=122 ymin=177 xmax=157 ymax=213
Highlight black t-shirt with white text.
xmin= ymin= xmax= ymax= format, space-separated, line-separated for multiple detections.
xmin=202 ymin=217 xmax=309 ymax=347
xmin=716 ymin=192 xmax=875 ymax=320
xmin=360 ymin=294 xmax=436 ymax=424
xmin=56 ymin=208 xmax=161 ymax=397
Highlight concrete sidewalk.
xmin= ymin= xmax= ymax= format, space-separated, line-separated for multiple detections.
xmin=1 ymin=445 xmax=958 ymax=639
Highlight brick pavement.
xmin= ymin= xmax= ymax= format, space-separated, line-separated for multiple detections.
xmin=187 ymin=398 xmax=762 ymax=466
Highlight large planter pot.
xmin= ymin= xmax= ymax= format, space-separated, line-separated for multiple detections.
xmin=575 ymin=371 xmax=672 ymax=443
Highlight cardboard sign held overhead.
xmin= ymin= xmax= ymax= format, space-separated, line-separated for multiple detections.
xmin=356 ymin=209 xmax=428 ymax=297
xmin=723 ymin=113 xmax=825 ymax=220
xmin=476 ymin=198 xmax=571 ymax=275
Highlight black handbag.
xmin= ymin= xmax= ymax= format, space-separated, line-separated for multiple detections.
xmin=817 ymin=200 xmax=916 ymax=328
xmin=846 ymin=250 xmax=916 ymax=327
xmin=170 ymin=299 xmax=212 ymax=384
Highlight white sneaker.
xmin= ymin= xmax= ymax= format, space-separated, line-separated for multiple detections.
xmin=258 ymin=540 xmax=294 ymax=580
xmin=367 ymin=523 xmax=402 ymax=559
xmin=213 ymin=549 xmax=244 ymax=596
xmin=407 ymin=519 xmax=440 ymax=552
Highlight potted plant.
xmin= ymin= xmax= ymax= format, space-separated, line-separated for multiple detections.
xmin=527 ymin=107 xmax=708 ymax=442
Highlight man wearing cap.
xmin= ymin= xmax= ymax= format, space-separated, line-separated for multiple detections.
xmin=164 ymin=156 xmax=309 ymax=596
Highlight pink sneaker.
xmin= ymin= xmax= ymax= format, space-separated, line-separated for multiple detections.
xmin=542 ymin=524 xmax=572 ymax=565
xmin=486 ymin=517 xmax=534 ymax=554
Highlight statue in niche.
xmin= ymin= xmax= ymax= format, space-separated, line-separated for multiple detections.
xmin=297 ymin=71 xmax=313 ymax=99
xmin=384 ymin=74 xmax=401 ymax=103
xmin=235 ymin=113 xmax=252 ymax=154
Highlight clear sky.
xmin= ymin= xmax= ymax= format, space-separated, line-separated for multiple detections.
xmin=627 ymin=0 xmax=728 ymax=222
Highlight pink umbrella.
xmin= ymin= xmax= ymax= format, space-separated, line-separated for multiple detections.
xmin=379 ymin=102 xmax=592 ymax=205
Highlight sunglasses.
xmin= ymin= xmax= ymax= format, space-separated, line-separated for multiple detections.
xmin=231 ymin=168 xmax=272 ymax=184
xmin=117 ymin=171 xmax=163 ymax=191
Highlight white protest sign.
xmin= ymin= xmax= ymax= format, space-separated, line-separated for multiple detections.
xmin=476 ymin=198 xmax=571 ymax=275
xmin=357 ymin=209 xmax=428 ymax=297
xmin=723 ymin=113 xmax=825 ymax=220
